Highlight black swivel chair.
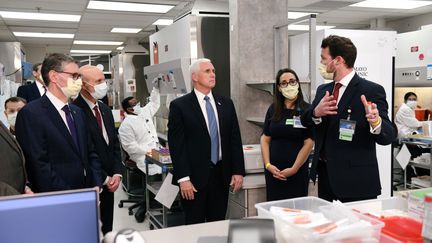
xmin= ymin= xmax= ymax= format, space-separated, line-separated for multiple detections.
xmin=118 ymin=146 xmax=146 ymax=217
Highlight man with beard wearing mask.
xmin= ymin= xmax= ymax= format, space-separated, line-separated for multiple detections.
xmin=15 ymin=53 xmax=103 ymax=193
xmin=260 ymin=68 xmax=314 ymax=201
xmin=73 ymin=65 xmax=123 ymax=234
xmin=4 ymin=97 xmax=26 ymax=136
xmin=301 ymin=35 xmax=396 ymax=202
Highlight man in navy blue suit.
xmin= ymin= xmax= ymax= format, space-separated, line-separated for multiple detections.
xmin=73 ymin=65 xmax=122 ymax=234
xmin=301 ymin=35 xmax=397 ymax=202
xmin=17 ymin=62 xmax=45 ymax=103
xmin=168 ymin=58 xmax=245 ymax=224
xmin=15 ymin=53 xmax=102 ymax=192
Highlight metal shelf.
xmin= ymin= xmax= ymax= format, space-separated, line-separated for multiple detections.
xmin=246 ymin=82 xmax=274 ymax=95
xmin=246 ymin=117 xmax=264 ymax=127
xmin=401 ymin=137 xmax=432 ymax=190
xmin=408 ymin=161 xmax=431 ymax=170
xmin=147 ymin=210 xmax=184 ymax=229
xmin=147 ymin=181 xmax=162 ymax=195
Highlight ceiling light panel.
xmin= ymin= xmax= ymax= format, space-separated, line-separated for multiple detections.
xmin=70 ymin=50 xmax=112 ymax=54
xmin=13 ymin=32 xmax=74 ymax=38
xmin=0 ymin=11 xmax=81 ymax=22
xmin=288 ymin=12 xmax=318 ymax=19
xmin=152 ymin=19 xmax=173 ymax=26
xmin=288 ymin=25 xmax=336 ymax=31
xmin=74 ymin=40 xmax=123 ymax=45
xmin=110 ymin=28 xmax=142 ymax=33
xmin=350 ymin=0 xmax=432 ymax=9
xmin=87 ymin=1 xmax=174 ymax=13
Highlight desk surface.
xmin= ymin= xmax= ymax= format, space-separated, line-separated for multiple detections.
xmin=140 ymin=220 xmax=229 ymax=243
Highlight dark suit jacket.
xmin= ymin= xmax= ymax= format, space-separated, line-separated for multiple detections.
xmin=168 ymin=91 xmax=245 ymax=189
xmin=15 ymin=95 xmax=103 ymax=192
xmin=73 ymin=95 xmax=123 ymax=180
xmin=0 ymin=122 xmax=26 ymax=196
xmin=301 ymin=74 xmax=397 ymax=198
xmin=17 ymin=82 xmax=42 ymax=103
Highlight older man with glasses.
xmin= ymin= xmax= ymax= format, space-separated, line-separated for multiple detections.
xmin=15 ymin=53 xmax=103 ymax=193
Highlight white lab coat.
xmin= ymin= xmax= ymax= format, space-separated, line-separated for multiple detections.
xmin=395 ymin=103 xmax=422 ymax=139
xmin=119 ymin=88 xmax=162 ymax=175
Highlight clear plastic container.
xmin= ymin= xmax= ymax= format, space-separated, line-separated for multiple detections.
xmin=422 ymin=193 xmax=432 ymax=240
xmin=255 ymin=196 xmax=331 ymax=219
xmin=345 ymin=197 xmax=408 ymax=217
xmin=255 ymin=197 xmax=384 ymax=243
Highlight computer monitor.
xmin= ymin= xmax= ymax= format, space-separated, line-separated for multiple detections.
xmin=0 ymin=188 xmax=100 ymax=243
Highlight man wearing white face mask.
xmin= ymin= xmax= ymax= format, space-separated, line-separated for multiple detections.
xmin=118 ymin=87 xmax=161 ymax=176
xmin=395 ymin=92 xmax=423 ymax=139
xmin=4 ymin=97 xmax=26 ymax=135
xmin=15 ymin=53 xmax=103 ymax=193
xmin=74 ymin=65 xmax=123 ymax=234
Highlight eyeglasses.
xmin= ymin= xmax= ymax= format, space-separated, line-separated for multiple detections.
xmin=56 ymin=71 xmax=81 ymax=80
xmin=279 ymin=79 xmax=298 ymax=88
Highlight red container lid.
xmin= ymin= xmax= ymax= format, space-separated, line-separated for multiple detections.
xmin=425 ymin=193 xmax=432 ymax=203
xmin=379 ymin=216 xmax=423 ymax=243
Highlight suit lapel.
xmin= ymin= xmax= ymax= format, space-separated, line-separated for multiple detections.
xmin=99 ymin=102 xmax=112 ymax=145
xmin=76 ymin=96 xmax=108 ymax=146
xmin=31 ymin=82 xmax=41 ymax=98
xmin=0 ymin=122 xmax=23 ymax=156
xmin=337 ymin=74 xmax=360 ymax=115
xmin=42 ymin=96 xmax=80 ymax=155
xmin=190 ymin=91 xmax=210 ymax=134
xmin=214 ymin=94 xmax=224 ymax=139
xmin=70 ymin=105 xmax=86 ymax=159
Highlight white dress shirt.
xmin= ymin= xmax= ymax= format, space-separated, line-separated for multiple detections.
xmin=35 ymin=81 xmax=46 ymax=96
xmin=395 ymin=102 xmax=422 ymax=139
xmin=81 ymin=95 xmax=109 ymax=144
xmin=45 ymin=91 xmax=71 ymax=133
xmin=119 ymin=88 xmax=161 ymax=175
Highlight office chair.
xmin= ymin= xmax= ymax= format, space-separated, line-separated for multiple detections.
xmin=118 ymin=146 xmax=146 ymax=218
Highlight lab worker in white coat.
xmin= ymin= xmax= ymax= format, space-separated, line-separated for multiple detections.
xmin=395 ymin=92 xmax=423 ymax=139
xmin=119 ymin=87 xmax=161 ymax=175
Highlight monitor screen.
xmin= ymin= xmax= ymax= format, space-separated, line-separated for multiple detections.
xmin=0 ymin=188 xmax=100 ymax=243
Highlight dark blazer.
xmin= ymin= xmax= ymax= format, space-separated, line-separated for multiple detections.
xmin=0 ymin=122 xmax=26 ymax=196
xmin=73 ymin=95 xmax=123 ymax=179
xmin=15 ymin=95 xmax=103 ymax=192
xmin=168 ymin=91 xmax=245 ymax=189
xmin=17 ymin=82 xmax=42 ymax=103
xmin=301 ymin=74 xmax=397 ymax=198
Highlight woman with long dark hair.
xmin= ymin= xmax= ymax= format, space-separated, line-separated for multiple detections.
xmin=260 ymin=68 xmax=314 ymax=201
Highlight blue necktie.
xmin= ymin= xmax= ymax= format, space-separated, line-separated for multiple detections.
xmin=62 ymin=105 xmax=79 ymax=149
xmin=204 ymin=96 xmax=219 ymax=164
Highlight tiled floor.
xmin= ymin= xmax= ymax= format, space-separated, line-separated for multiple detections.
xmin=112 ymin=188 xmax=150 ymax=232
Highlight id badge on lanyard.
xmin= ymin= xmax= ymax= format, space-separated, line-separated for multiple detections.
xmin=339 ymin=108 xmax=356 ymax=141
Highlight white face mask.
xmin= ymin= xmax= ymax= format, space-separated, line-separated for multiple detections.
xmin=319 ymin=63 xmax=334 ymax=80
xmin=88 ymin=82 xmax=108 ymax=100
xmin=406 ymin=100 xmax=417 ymax=109
xmin=7 ymin=112 xmax=17 ymax=127
xmin=280 ymin=84 xmax=299 ymax=100
xmin=132 ymin=103 xmax=141 ymax=115
xmin=58 ymin=77 xmax=82 ymax=99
